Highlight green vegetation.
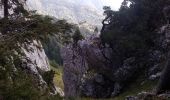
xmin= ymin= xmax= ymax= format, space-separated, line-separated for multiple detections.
xmin=114 ymin=79 xmax=158 ymax=100
xmin=1 ymin=0 xmax=168 ymax=99
xmin=42 ymin=24 xmax=84 ymax=67
xmin=0 ymin=52 xmax=63 ymax=100
xmin=54 ymin=68 xmax=64 ymax=91
xmin=43 ymin=37 xmax=63 ymax=65
xmin=0 ymin=0 xmax=74 ymax=99
xmin=0 ymin=0 xmax=85 ymax=98
xmin=101 ymin=0 xmax=169 ymax=58
xmin=72 ymin=28 xmax=84 ymax=43
xmin=51 ymin=61 xmax=64 ymax=90
xmin=0 ymin=18 xmax=65 ymax=100
xmin=0 ymin=68 xmax=40 ymax=100
xmin=99 ymin=0 xmax=170 ymax=99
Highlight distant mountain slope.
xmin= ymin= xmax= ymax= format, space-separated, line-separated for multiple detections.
xmin=27 ymin=0 xmax=103 ymax=26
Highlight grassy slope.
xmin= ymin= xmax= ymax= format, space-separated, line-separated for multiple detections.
xmin=51 ymin=65 xmax=64 ymax=90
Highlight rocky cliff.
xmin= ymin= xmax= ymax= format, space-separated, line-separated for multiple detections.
xmin=22 ymin=40 xmax=50 ymax=72
xmin=61 ymin=35 xmax=114 ymax=98
xmin=0 ymin=31 xmax=63 ymax=98
xmin=61 ymin=22 xmax=170 ymax=98
xmin=19 ymin=40 xmax=64 ymax=96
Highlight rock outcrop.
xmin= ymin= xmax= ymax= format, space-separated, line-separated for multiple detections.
xmin=125 ymin=92 xmax=170 ymax=100
xmin=61 ymin=43 xmax=88 ymax=97
xmin=22 ymin=40 xmax=50 ymax=72
xmin=156 ymin=24 xmax=170 ymax=94
xmin=62 ymin=22 xmax=170 ymax=98
xmin=62 ymin=35 xmax=140 ymax=98
xmin=21 ymin=40 xmax=63 ymax=96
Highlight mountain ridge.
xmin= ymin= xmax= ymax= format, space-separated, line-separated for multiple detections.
xmin=27 ymin=0 xmax=103 ymax=26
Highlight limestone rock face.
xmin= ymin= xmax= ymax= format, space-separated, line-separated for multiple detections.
xmin=21 ymin=40 xmax=63 ymax=96
xmin=61 ymin=35 xmax=134 ymax=97
xmin=61 ymin=43 xmax=88 ymax=97
xmin=61 ymin=35 xmax=114 ymax=97
xmin=22 ymin=40 xmax=50 ymax=72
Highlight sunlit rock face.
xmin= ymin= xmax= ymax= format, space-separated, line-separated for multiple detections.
xmin=21 ymin=40 xmax=64 ymax=96
xmin=0 ymin=9 xmax=3 ymax=18
xmin=21 ymin=40 xmax=50 ymax=87
xmin=22 ymin=40 xmax=50 ymax=72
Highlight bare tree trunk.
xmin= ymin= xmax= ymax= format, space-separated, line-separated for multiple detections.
xmin=2 ymin=0 xmax=8 ymax=34
xmin=4 ymin=0 xmax=8 ymax=19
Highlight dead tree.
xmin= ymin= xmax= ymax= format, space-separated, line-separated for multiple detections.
xmin=101 ymin=6 xmax=114 ymax=32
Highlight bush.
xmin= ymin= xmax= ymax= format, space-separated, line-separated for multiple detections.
xmin=72 ymin=28 xmax=84 ymax=43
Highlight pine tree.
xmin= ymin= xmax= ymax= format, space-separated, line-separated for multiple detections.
xmin=0 ymin=0 xmax=28 ymax=34
xmin=0 ymin=0 xmax=27 ymax=19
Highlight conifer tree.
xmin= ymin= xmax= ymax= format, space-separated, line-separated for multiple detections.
xmin=0 ymin=0 xmax=28 ymax=34
xmin=0 ymin=0 xmax=27 ymax=19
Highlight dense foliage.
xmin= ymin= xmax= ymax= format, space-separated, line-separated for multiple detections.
xmin=43 ymin=36 xmax=63 ymax=65
xmin=101 ymin=0 xmax=170 ymax=65
xmin=72 ymin=28 xmax=84 ymax=43
xmin=42 ymin=22 xmax=84 ymax=66
xmin=100 ymin=0 xmax=170 ymax=97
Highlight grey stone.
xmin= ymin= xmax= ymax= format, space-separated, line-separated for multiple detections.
xmin=149 ymin=72 xmax=161 ymax=80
